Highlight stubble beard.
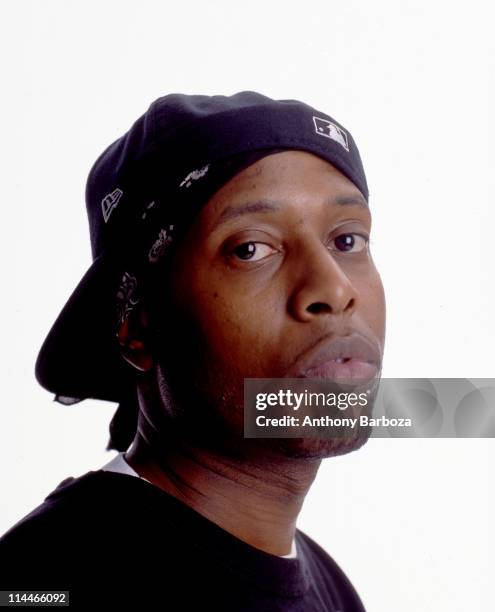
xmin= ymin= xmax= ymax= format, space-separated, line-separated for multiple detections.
xmin=151 ymin=344 xmax=374 ymax=461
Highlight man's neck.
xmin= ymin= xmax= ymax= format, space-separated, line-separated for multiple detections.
xmin=125 ymin=434 xmax=321 ymax=556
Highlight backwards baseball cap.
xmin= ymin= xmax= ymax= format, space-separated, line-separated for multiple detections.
xmin=34 ymin=91 xmax=369 ymax=434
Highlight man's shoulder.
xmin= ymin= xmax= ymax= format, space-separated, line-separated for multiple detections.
xmin=0 ymin=469 xmax=152 ymax=553
xmin=0 ymin=469 xmax=187 ymax=595
xmin=0 ymin=472 xmax=100 ymax=552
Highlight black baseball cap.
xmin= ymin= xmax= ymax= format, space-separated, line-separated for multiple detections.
xmin=34 ymin=91 xmax=369 ymax=407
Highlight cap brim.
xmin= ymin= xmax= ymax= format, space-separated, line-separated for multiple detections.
xmin=35 ymin=254 xmax=134 ymax=403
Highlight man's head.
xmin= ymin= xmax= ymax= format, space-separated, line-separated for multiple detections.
xmin=33 ymin=91 xmax=384 ymax=459
xmin=117 ymin=150 xmax=386 ymax=459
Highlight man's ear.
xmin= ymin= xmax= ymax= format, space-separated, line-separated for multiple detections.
xmin=116 ymin=303 xmax=154 ymax=373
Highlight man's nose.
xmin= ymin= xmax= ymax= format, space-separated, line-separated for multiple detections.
xmin=288 ymin=243 xmax=357 ymax=322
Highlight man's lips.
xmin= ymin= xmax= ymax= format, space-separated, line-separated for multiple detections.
xmin=285 ymin=333 xmax=382 ymax=382
xmin=300 ymin=358 xmax=378 ymax=381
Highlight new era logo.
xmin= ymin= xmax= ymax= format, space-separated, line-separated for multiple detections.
xmin=101 ymin=188 xmax=124 ymax=223
xmin=313 ymin=117 xmax=349 ymax=152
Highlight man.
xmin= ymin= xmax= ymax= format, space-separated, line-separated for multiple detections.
xmin=0 ymin=91 xmax=385 ymax=610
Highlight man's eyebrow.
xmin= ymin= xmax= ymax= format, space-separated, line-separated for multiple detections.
xmin=333 ymin=194 xmax=369 ymax=209
xmin=213 ymin=193 xmax=368 ymax=231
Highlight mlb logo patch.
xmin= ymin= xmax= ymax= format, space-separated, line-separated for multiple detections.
xmin=101 ymin=188 xmax=124 ymax=223
xmin=313 ymin=117 xmax=349 ymax=152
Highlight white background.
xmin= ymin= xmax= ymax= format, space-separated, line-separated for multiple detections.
xmin=1 ymin=1 xmax=494 ymax=610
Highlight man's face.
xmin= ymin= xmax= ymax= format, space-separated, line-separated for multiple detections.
xmin=148 ymin=150 xmax=386 ymax=458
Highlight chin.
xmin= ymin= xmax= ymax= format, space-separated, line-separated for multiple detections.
xmin=271 ymin=431 xmax=372 ymax=459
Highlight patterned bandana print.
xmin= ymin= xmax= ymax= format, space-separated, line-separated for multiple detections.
xmin=148 ymin=224 xmax=175 ymax=264
xmin=115 ymin=223 xmax=176 ymax=331
xmin=115 ymin=271 xmax=141 ymax=330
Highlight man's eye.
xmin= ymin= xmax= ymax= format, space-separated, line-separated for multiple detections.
xmin=232 ymin=241 xmax=276 ymax=261
xmin=331 ymin=233 xmax=369 ymax=253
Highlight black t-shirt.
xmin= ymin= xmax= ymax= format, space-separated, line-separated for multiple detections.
xmin=0 ymin=470 xmax=366 ymax=611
